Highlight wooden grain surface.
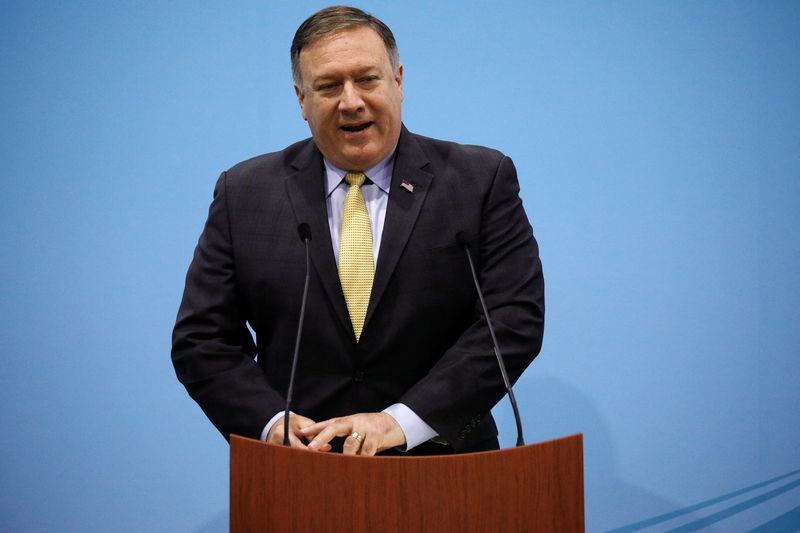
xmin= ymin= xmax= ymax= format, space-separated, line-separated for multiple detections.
xmin=230 ymin=433 xmax=584 ymax=532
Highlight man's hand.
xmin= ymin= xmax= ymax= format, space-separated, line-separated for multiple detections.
xmin=300 ymin=412 xmax=406 ymax=456
xmin=266 ymin=414 xmax=324 ymax=450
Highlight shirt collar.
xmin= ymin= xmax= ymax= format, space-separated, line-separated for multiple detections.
xmin=323 ymin=148 xmax=396 ymax=197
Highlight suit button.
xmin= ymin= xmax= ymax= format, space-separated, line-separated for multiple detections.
xmin=353 ymin=371 xmax=365 ymax=383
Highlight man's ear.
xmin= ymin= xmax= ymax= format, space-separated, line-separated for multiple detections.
xmin=395 ymin=64 xmax=404 ymax=101
xmin=294 ymin=85 xmax=307 ymax=121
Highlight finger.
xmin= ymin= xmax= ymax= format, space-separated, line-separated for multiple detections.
xmin=270 ymin=426 xmax=308 ymax=449
xmin=359 ymin=433 xmax=378 ymax=456
xmin=287 ymin=429 xmax=309 ymax=450
xmin=289 ymin=416 xmax=317 ymax=449
xmin=307 ymin=423 xmax=347 ymax=451
xmin=343 ymin=431 xmax=364 ymax=456
xmin=295 ymin=415 xmax=316 ymax=430
xmin=300 ymin=415 xmax=344 ymax=438
xmin=299 ymin=420 xmax=330 ymax=438
xmin=268 ymin=415 xmax=315 ymax=448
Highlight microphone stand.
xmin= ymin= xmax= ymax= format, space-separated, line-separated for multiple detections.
xmin=284 ymin=224 xmax=312 ymax=446
xmin=460 ymin=238 xmax=525 ymax=447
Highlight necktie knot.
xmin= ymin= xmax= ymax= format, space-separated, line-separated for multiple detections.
xmin=345 ymin=171 xmax=367 ymax=188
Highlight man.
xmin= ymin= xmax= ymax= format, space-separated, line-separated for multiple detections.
xmin=172 ymin=6 xmax=544 ymax=456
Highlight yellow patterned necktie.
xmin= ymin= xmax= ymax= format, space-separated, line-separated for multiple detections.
xmin=339 ymin=171 xmax=374 ymax=342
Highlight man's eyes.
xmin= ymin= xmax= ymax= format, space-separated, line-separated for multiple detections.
xmin=316 ymin=82 xmax=340 ymax=92
xmin=315 ymin=77 xmax=379 ymax=93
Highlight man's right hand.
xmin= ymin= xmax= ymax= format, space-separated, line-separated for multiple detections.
xmin=266 ymin=414 xmax=328 ymax=450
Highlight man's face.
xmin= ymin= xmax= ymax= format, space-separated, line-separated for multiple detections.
xmin=295 ymin=26 xmax=403 ymax=171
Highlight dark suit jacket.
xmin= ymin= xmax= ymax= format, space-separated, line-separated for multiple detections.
xmin=172 ymin=125 xmax=544 ymax=453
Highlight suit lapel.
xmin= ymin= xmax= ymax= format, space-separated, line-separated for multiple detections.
xmin=366 ymin=128 xmax=433 ymax=328
xmin=284 ymin=141 xmax=353 ymax=337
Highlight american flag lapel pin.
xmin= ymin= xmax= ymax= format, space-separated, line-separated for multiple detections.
xmin=400 ymin=180 xmax=414 ymax=193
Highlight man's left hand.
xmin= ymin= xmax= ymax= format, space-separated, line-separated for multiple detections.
xmin=300 ymin=412 xmax=406 ymax=456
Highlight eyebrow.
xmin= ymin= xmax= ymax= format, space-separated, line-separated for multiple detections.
xmin=312 ymin=65 xmax=381 ymax=85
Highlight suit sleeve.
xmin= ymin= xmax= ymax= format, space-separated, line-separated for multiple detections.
xmin=171 ymin=172 xmax=285 ymax=441
xmin=400 ymin=155 xmax=545 ymax=451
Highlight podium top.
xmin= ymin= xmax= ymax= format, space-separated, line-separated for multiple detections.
xmin=230 ymin=433 xmax=584 ymax=532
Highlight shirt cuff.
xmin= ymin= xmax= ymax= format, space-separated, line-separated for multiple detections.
xmin=382 ymin=403 xmax=438 ymax=451
xmin=260 ymin=411 xmax=290 ymax=442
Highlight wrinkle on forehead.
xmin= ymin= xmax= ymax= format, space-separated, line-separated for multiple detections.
xmin=298 ymin=27 xmax=395 ymax=90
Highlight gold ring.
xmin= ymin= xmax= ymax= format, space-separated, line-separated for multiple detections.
xmin=350 ymin=432 xmax=363 ymax=443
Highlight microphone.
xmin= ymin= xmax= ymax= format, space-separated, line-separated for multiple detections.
xmin=284 ymin=223 xmax=312 ymax=446
xmin=297 ymin=222 xmax=312 ymax=243
xmin=456 ymin=232 xmax=525 ymax=447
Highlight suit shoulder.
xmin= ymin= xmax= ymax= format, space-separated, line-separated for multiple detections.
xmin=409 ymin=132 xmax=507 ymax=168
xmin=407 ymin=132 xmax=510 ymax=178
xmin=222 ymin=137 xmax=316 ymax=184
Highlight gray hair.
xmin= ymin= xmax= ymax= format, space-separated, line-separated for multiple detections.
xmin=291 ymin=6 xmax=400 ymax=91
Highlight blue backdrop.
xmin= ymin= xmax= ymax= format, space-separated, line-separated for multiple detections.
xmin=1 ymin=2 xmax=798 ymax=531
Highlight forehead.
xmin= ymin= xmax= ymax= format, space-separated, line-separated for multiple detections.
xmin=299 ymin=26 xmax=391 ymax=75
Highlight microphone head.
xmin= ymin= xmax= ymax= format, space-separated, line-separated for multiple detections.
xmin=297 ymin=223 xmax=312 ymax=243
xmin=455 ymin=231 xmax=468 ymax=247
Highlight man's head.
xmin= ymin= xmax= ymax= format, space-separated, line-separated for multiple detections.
xmin=291 ymin=6 xmax=403 ymax=171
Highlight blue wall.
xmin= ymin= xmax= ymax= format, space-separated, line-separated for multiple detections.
xmin=1 ymin=2 xmax=797 ymax=531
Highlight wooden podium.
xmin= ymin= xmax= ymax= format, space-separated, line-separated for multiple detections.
xmin=230 ymin=433 xmax=584 ymax=532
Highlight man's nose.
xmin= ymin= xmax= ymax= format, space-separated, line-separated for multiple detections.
xmin=339 ymin=82 xmax=365 ymax=113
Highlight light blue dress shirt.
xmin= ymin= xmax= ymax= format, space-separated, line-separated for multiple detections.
xmin=261 ymin=150 xmax=438 ymax=451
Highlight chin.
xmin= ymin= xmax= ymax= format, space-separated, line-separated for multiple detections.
xmin=340 ymin=150 xmax=380 ymax=170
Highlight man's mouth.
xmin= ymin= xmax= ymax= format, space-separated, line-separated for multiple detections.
xmin=340 ymin=122 xmax=373 ymax=133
